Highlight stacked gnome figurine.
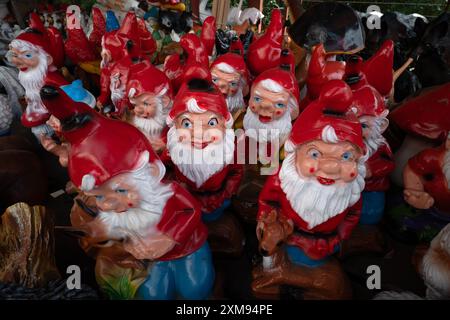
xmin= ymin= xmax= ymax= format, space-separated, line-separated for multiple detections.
xmin=40 ymin=85 xmax=214 ymax=300
xmin=164 ymin=72 xmax=245 ymax=256
xmin=252 ymin=80 xmax=367 ymax=299
xmin=210 ymin=51 xmax=249 ymax=127
xmin=7 ymin=12 xmax=67 ymax=137
xmin=126 ymin=59 xmax=173 ymax=154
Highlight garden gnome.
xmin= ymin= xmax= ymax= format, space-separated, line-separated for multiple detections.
xmin=126 ymin=59 xmax=173 ymax=154
xmin=40 ymin=85 xmax=214 ymax=300
xmin=8 ymin=12 xmax=66 ymax=137
xmin=252 ymin=80 xmax=367 ymax=299
xmin=165 ymin=74 xmax=245 ymax=255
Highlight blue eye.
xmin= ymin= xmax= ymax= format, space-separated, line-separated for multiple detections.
xmin=275 ymin=102 xmax=286 ymax=108
xmin=254 ymin=96 xmax=261 ymax=103
xmin=115 ymin=188 xmax=128 ymax=194
xmin=361 ymin=123 xmax=368 ymax=129
xmin=95 ymin=195 xmax=104 ymax=201
xmin=308 ymin=149 xmax=321 ymax=159
xmin=24 ymin=53 xmax=33 ymax=59
xmin=341 ymin=151 xmax=353 ymax=161
xmin=230 ymin=82 xmax=238 ymax=88
xmin=212 ymin=78 xmax=218 ymax=83
xmin=208 ymin=118 xmax=218 ymax=127
xmin=181 ymin=119 xmax=192 ymax=128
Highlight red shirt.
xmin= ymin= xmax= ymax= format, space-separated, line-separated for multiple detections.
xmin=157 ymin=182 xmax=208 ymax=261
xmin=365 ymin=143 xmax=395 ymax=192
xmin=408 ymin=145 xmax=450 ymax=213
xmin=258 ymin=169 xmax=362 ymax=260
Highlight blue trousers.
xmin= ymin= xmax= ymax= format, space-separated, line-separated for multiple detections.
xmin=360 ymin=191 xmax=385 ymax=225
xmin=285 ymin=244 xmax=340 ymax=268
xmin=135 ymin=242 xmax=215 ymax=300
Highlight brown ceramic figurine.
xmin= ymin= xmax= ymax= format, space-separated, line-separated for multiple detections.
xmin=252 ymin=80 xmax=366 ymax=299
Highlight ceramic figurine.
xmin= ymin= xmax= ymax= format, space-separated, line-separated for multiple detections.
xmin=210 ymin=52 xmax=249 ymax=125
xmin=164 ymin=74 xmax=244 ymax=256
xmin=252 ymin=80 xmax=367 ymax=299
xmin=164 ymin=33 xmax=210 ymax=93
xmin=40 ymin=85 xmax=214 ymax=300
xmin=126 ymin=59 xmax=173 ymax=154
xmin=403 ymin=133 xmax=450 ymax=217
xmin=345 ymin=55 xmax=395 ymax=225
xmin=247 ymin=9 xmax=283 ymax=77
xmin=389 ymin=82 xmax=450 ymax=241
xmin=97 ymin=11 xmax=155 ymax=118
xmin=243 ymin=49 xmax=300 ymax=165
xmin=7 ymin=12 xmax=67 ymax=137
xmin=39 ymin=80 xmax=96 ymax=167
xmin=88 ymin=7 xmax=106 ymax=51
xmin=374 ymin=223 xmax=450 ymax=300
xmin=303 ymin=40 xmax=394 ymax=111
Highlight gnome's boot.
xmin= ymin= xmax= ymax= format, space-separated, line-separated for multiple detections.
xmin=205 ymin=212 xmax=245 ymax=258
xmin=252 ymin=250 xmax=352 ymax=300
xmin=339 ymin=224 xmax=389 ymax=259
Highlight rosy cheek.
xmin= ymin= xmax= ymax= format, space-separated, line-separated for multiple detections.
xmin=128 ymin=202 xmax=133 ymax=207
xmin=350 ymin=172 xmax=356 ymax=178
xmin=276 ymin=110 xmax=282 ymax=115
xmin=309 ymin=167 xmax=315 ymax=174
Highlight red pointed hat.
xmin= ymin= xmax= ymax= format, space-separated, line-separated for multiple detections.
xmin=102 ymin=11 xmax=141 ymax=62
xmin=390 ymin=82 xmax=450 ymax=141
xmin=252 ymin=59 xmax=300 ymax=108
xmin=344 ymin=55 xmax=386 ymax=117
xmin=168 ymin=74 xmax=231 ymax=126
xmin=247 ymin=9 xmax=283 ymax=76
xmin=211 ymin=53 xmax=249 ymax=84
xmin=15 ymin=12 xmax=64 ymax=68
xmin=287 ymin=80 xmax=365 ymax=153
xmin=307 ymin=44 xmax=346 ymax=100
xmin=127 ymin=59 xmax=172 ymax=100
xmin=89 ymin=7 xmax=106 ymax=49
xmin=39 ymin=85 xmax=159 ymax=190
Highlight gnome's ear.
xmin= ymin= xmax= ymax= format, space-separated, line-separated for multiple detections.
xmin=46 ymin=54 xmax=53 ymax=67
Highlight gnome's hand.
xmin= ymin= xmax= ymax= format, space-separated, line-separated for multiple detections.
xmin=124 ymin=232 xmax=176 ymax=261
xmin=404 ymin=189 xmax=435 ymax=210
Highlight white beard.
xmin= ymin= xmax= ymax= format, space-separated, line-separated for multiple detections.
xmin=17 ymin=50 xmax=48 ymax=118
xmin=167 ymin=126 xmax=235 ymax=188
xmin=226 ymin=87 xmax=245 ymax=113
xmin=279 ymin=152 xmax=366 ymax=229
xmin=97 ymin=169 xmax=174 ymax=240
xmin=110 ymin=76 xmax=125 ymax=108
xmin=365 ymin=116 xmax=388 ymax=158
xmin=443 ymin=150 xmax=450 ymax=190
xmin=129 ymin=102 xmax=168 ymax=140
xmin=243 ymin=107 xmax=292 ymax=144
xmin=421 ymin=223 xmax=450 ymax=299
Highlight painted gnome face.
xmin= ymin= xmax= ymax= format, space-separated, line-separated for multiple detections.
xmin=210 ymin=62 xmax=247 ymax=113
xmin=166 ymin=78 xmax=235 ymax=188
xmin=359 ymin=112 xmax=389 ymax=156
xmin=129 ymin=90 xmax=171 ymax=138
xmin=84 ymin=154 xmax=174 ymax=241
xmin=279 ymin=80 xmax=367 ymax=229
xmin=243 ymin=79 xmax=295 ymax=143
